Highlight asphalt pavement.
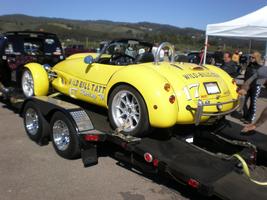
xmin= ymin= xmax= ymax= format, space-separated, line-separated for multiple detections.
xmin=0 ymin=93 xmax=266 ymax=200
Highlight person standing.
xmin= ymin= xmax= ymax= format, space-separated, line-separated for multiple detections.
xmin=242 ymin=51 xmax=263 ymax=124
xmin=239 ymin=66 xmax=267 ymax=132
xmin=221 ymin=52 xmax=239 ymax=78
xmin=232 ymin=50 xmax=240 ymax=65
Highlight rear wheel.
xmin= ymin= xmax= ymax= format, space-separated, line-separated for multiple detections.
xmin=50 ymin=112 xmax=81 ymax=159
xmin=108 ymin=85 xmax=150 ymax=137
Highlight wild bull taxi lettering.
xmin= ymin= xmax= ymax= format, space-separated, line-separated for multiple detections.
xmin=183 ymin=72 xmax=219 ymax=80
xmin=69 ymin=78 xmax=106 ymax=100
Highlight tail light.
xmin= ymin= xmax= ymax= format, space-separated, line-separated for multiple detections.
xmin=144 ymin=152 xmax=159 ymax=168
xmin=84 ymin=134 xmax=100 ymax=141
xmin=153 ymin=159 xmax=159 ymax=167
xmin=144 ymin=152 xmax=153 ymax=163
xmin=169 ymin=95 xmax=176 ymax=104
xmin=188 ymin=178 xmax=200 ymax=188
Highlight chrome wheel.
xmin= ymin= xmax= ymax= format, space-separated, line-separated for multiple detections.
xmin=111 ymin=90 xmax=141 ymax=132
xmin=25 ymin=108 xmax=39 ymax=136
xmin=22 ymin=70 xmax=34 ymax=97
xmin=52 ymin=120 xmax=70 ymax=151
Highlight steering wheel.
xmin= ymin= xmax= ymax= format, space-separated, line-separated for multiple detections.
xmin=110 ymin=54 xmax=135 ymax=65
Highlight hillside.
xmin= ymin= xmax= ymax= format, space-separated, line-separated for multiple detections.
xmin=0 ymin=14 xmax=264 ymax=51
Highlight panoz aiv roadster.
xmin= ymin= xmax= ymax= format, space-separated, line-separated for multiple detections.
xmin=21 ymin=39 xmax=239 ymax=136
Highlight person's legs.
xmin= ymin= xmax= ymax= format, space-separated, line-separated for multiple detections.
xmin=243 ymin=91 xmax=250 ymax=120
xmin=246 ymin=85 xmax=261 ymax=122
xmin=242 ymin=106 xmax=267 ymax=132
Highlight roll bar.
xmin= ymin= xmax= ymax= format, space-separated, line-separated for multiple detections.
xmin=154 ymin=42 xmax=175 ymax=65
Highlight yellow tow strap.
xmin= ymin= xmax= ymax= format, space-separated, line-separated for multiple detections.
xmin=233 ymin=154 xmax=267 ymax=186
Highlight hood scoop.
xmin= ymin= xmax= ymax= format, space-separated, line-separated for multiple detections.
xmin=171 ymin=64 xmax=183 ymax=70
xmin=191 ymin=65 xmax=204 ymax=70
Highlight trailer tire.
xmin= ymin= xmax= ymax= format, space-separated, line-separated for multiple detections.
xmin=50 ymin=111 xmax=81 ymax=159
xmin=23 ymin=101 xmax=50 ymax=145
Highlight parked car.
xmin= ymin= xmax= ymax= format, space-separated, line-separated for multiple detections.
xmin=174 ymin=52 xmax=188 ymax=62
xmin=187 ymin=51 xmax=215 ymax=65
xmin=21 ymin=39 xmax=239 ymax=136
xmin=0 ymin=31 xmax=64 ymax=95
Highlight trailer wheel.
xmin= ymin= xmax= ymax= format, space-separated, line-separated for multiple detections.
xmin=108 ymin=84 xmax=150 ymax=137
xmin=23 ymin=101 xmax=50 ymax=145
xmin=50 ymin=112 xmax=81 ymax=159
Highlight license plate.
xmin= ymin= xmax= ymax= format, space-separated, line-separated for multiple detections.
xmin=204 ymin=82 xmax=220 ymax=95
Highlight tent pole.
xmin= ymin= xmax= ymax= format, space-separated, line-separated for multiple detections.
xmin=203 ymin=35 xmax=208 ymax=65
xmin=265 ymin=41 xmax=267 ymax=66
xmin=249 ymin=40 xmax=252 ymax=54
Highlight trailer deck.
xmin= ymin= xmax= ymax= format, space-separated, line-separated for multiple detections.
xmin=11 ymin=95 xmax=267 ymax=200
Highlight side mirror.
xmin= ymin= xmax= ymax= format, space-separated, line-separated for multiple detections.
xmin=84 ymin=55 xmax=94 ymax=65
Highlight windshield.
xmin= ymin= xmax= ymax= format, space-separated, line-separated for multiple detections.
xmin=5 ymin=35 xmax=62 ymax=56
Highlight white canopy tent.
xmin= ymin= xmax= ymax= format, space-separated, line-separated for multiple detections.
xmin=204 ymin=5 xmax=267 ymax=64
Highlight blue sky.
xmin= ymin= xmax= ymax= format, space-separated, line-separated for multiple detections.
xmin=0 ymin=0 xmax=266 ymax=30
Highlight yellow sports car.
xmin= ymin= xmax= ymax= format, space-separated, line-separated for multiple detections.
xmin=21 ymin=39 xmax=239 ymax=136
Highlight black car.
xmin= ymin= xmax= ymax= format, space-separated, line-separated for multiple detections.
xmin=187 ymin=51 xmax=215 ymax=65
xmin=0 ymin=31 xmax=64 ymax=96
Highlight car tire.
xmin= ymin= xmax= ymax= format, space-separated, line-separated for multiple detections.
xmin=108 ymin=84 xmax=151 ymax=137
xmin=21 ymin=69 xmax=35 ymax=97
xmin=23 ymin=101 xmax=50 ymax=145
xmin=21 ymin=65 xmax=49 ymax=97
xmin=50 ymin=111 xmax=81 ymax=159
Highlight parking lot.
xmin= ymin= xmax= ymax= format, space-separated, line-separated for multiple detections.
xmin=0 ymin=93 xmax=266 ymax=200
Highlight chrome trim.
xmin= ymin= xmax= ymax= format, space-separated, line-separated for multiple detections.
xmin=25 ymin=108 xmax=39 ymax=136
xmin=22 ymin=70 xmax=34 ymax=97
xmin=186 ymin=98 xmax=241 ymax=125
xmin=111 ymin=90 xmax=141 ymax=132
xmin=52 ymin=120 xmax=70 ymax=151
xmin=154 ymin=42 xmax=175 ymax=65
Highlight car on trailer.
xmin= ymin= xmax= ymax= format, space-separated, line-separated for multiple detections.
xmin=0 ymin=31 xmax=64 ymax=96
xmin=20 ymin=39 xmax=239 ymax=136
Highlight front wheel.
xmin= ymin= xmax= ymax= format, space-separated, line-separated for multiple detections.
xmin=21 ymin=69 xmax=34 ymax=97
xmin=21 ymin=64 xmax=49 ymax=97
xmin=108 ymin=85 xmax=151 ymax=137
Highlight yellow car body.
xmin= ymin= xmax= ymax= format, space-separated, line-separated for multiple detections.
xmin=51 ymin=58 xmax=238 ymax=127
xmin=24 ymin=41 xmax=239 ymax=133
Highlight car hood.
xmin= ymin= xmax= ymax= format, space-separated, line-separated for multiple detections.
xmin=143 ymin=62 xmax=233 ymax=101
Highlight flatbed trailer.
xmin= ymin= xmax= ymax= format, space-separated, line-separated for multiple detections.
xmin=15 ymin=94 xmax=267 ymax=200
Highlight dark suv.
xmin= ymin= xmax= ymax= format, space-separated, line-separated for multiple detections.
xmin=0 ymin=31 xmax=64 ymax=96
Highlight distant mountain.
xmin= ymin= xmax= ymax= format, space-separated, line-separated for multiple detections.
xmin=0 ymin=14 xmax=264 ymax=51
